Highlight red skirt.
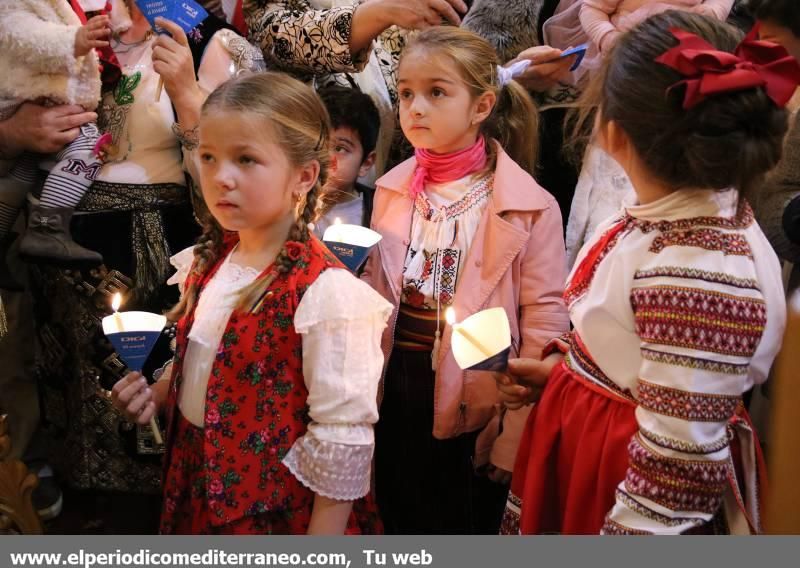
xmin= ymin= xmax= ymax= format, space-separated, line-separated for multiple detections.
xmin=501 ymin=360 xmax=638 ymax=535
xmin=160 ymin=412 xmax=383 ymax=535
xmin=501 ymin=361 xmax=767 ymax=535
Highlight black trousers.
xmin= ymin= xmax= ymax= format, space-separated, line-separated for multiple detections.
xmin=375 ymin=349 xmax=508 ymax=534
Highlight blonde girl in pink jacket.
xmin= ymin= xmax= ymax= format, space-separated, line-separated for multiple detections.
xmin=362 ymin=26 xmax=569 ymax=534
xmin=581 ymin=0 xmax=734 ymax=53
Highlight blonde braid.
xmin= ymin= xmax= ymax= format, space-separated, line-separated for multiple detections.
xmin=167 ymin=219 xmax=225 ymax=322
xmin=194 ymin=71 xmax=332 ymax=314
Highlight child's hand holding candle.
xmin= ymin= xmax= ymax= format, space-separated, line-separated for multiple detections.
xmin=494 ymin=356 xmax=562 ymax=410
xmin=102 ymin=293 xmax=166 ymax=445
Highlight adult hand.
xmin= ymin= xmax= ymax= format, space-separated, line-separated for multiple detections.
xmin=110 ymin=372 xmax=158 ymax=425
xmin=495 ymin=354 xmax=562 ymax=410
xmin=75 ymin=14 xmax=111 ymax=57
xmin=506 ymin=46 xmax=575 ymax=93
xmin=152 ymin=18 xmax=202 ymax=108
xmin=351 ymin=0 xmax=468 ymax=53
xmin=0 ymin=103 xmax=96 ymax=157
xmin=376 ymin=0 xmax=468 ymax=29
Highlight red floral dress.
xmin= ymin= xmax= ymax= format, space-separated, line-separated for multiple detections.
xmin=160 ymin=237 xmax=384 ymax=534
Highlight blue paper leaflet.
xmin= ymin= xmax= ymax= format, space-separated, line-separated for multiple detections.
xmin=106 ymin=331 xmax=163 ymax=373
xmin=467 ymin=346 xmax=510 ymax=372
xmin=324 ymin=242 xmax=372 ymax=273
xmin=560 ymin=43 xmax=589 ymax=71
xmin=140 ymin=0 xmax=208 ymax=34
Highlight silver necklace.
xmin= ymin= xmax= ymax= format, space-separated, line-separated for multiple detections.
xmin=110 ymin=30 xmax=154 ymax=54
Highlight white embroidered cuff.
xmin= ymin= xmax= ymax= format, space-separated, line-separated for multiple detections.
xmin=283 ymin=434 xmax=373 ymax=501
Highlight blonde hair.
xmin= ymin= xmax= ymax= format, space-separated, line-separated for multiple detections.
xmin=169 ymin=72 xmax=331 ymax=321
xmin=400 ymin=26 xmax=540 ymax=174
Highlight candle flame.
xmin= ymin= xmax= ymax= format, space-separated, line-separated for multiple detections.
xmin=111 ymin=293 xmax=122 ymax=312
xmin=445 ymin=307 xmax=456 ymax=326
xmin=334 ymin=217 xmax=342 ymax=226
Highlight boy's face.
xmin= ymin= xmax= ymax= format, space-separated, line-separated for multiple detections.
xmin=759 ymin=19 xmax=800 ymax=62
xmin=328 ymin=126 xmax=370 ymax=191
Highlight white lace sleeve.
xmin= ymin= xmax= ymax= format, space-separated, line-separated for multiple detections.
xmin=166 ymin=246 xmax=196 ymax=294
xmin=283 ymin=268 xmax=393 ymax=500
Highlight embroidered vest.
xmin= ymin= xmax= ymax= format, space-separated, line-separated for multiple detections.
xmin=164 ymin=236 xmax=344 ymax=526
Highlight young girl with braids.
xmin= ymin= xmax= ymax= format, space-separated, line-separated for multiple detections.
xmin=109 ymin=71 xmax=392 ymax=535
xmin=498 ymin=11 xmax=798 ymax=534
xmin=363 ymin=26 xmax=569 ymax=534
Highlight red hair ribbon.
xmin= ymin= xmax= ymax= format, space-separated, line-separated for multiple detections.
xmin=655 ymin=25 xmax=800 ymax=110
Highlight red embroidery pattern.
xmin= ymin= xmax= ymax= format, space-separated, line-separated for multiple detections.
xmin=649 ymin=228 xmax=753 ymax=257
xmin=499 ymin=492 xmax=522 ymax=535
xmin=434 ymin=248 xmax=460 ymax=305
xmin=401 ymin=249 xmax=436 ymax=309
xmin=638 ymin=380 xmax=740 ymax=422
xmin=624 ymin=436 xmax=728 ymax=515
xmin=413 ymin=176 xmax=493 ymax=221
xmin=401 ymin=247 xmax=462 ymax=309
xmin=541 ymin=331 xmax=572 ymax=358
xmin=631 ymin=285 xmax=767 ymax=357
xmin=639 ymin=429 xmax=730 ymax=455
xmin=640 ymin=347 xmax=750 ymax=375
xmin=615 ymin=488 xmax=702 ymax=528
xmin=631 ymin=200 xmax=754 ymax=234
xmin=564 ymin=217 xmax=630 ymax=307
xmin=633 ymin=266 xmax=760 ymax=290
xmin=601 ymin=519 xmax=653 ymax=535
xmin=564 ymin=200 xmax=754 ymax=308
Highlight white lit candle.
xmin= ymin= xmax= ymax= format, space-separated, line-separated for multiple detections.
xmin=112 ymin=293 xmax=124 ymax=333
xmin=107 ymin=292 xmax=163 ymax=446
xmin=446 ymin=307 xmax=493 ymax=358
xmin=329 ymin=217 xmax=344 ymax=242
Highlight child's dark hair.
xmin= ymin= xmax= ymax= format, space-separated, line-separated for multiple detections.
xmin=169 ymin=72 xmax=331 ymax=320
xmin=747 ymin=0 xmax=800 ymax=37
xmin=400 ymin=26 xmax=540 ymax=174
xmin=318 ymin=85 xmax=381 ymax=159
xmin=571 ymin=11 xmax=788 ymax=195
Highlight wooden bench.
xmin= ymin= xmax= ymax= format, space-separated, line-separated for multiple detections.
xmin=0 ymin=414 xmax=42 ymax=534
xmin=767 ymin=291 xmax=800 ymax=534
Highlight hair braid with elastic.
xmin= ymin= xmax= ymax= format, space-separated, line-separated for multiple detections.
xmin=167 ymin=209 xmax=224 ymax=322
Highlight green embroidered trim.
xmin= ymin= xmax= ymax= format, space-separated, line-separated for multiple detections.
xmin=114 ymin=72 xmax=142 ymax=106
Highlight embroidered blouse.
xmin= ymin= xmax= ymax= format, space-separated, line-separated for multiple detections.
xmin=168 ymin=246 xmax=393 ymax=500
xmin=564 ymin=188 xmax=786 ymax=534
xmin=401 ymin=174 xmax=493 ymax=310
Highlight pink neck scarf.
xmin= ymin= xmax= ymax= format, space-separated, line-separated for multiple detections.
xmin=409 ymin=137 xmax=488 ymax=199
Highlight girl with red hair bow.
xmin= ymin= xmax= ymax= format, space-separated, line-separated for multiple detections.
xmin=499 ymin=10 xmax=800 ymax=535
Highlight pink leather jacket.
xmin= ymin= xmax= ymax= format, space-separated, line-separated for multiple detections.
xmin=362 ymin=145 xmax=570 ymax=471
